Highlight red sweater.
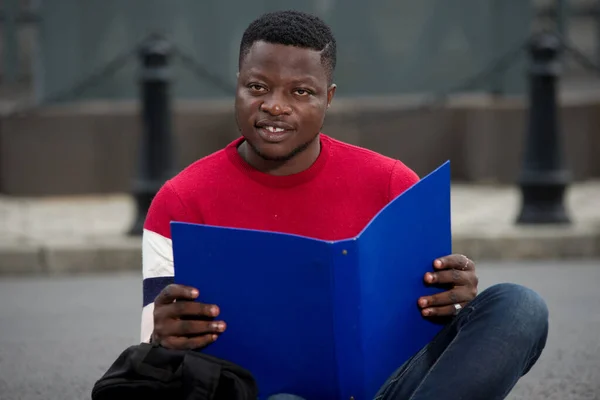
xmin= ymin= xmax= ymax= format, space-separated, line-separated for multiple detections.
xmin=140 ymin=134 xmax=419 ymax=341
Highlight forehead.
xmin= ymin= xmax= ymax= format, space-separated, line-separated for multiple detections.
xmin=240 ymin=41 xmax=328 ymax=82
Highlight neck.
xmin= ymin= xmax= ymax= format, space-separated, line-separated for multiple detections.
xmin=238 ymin=136 xmax=321 ymax=176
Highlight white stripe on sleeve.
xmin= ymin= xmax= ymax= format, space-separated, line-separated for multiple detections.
xmin=141 ymin=228 xmax=174 ymax=342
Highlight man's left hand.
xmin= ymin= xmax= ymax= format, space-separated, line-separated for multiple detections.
xmin=418 ymin=254 xmax=478 ymax=318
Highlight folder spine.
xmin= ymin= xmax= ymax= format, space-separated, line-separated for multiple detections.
xmin=331 ymin=238 xmax=365 ymax=399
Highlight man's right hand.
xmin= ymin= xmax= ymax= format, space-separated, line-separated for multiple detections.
xmin=151 ymin=284 xmax=226 ymax=350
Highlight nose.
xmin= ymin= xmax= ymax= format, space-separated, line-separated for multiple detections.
xmin=260 ymin=92 xmax=292 ymax=116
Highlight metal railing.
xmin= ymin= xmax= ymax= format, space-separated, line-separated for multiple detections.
xmin=536 ymin=0 xmax=600 ymax=64
xmin=0 ymin=0 xmax=39 ymax=84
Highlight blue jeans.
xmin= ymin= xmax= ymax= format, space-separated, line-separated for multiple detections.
xmin=270 ymin=283 xmax=549 ymax=400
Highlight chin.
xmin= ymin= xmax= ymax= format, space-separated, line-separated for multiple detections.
xmin=242 ymin=128 xmax=317 ymax=163
xmin=250 ymin=142 xmax=297 ymax=162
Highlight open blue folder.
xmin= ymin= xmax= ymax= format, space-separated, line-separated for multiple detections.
xmin=172 ymin=161 xmax=452 ymax=400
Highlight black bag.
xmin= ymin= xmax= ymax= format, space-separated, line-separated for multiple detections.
xmin=92 ymin=343 xmax=259 ymax=400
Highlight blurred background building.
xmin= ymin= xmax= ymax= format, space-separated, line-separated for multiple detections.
xmin=0 ymin=0 xmax=598 ymax=196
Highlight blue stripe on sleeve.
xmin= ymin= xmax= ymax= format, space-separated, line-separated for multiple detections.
xmin=143 ymin=276 xmax=175 ymax=307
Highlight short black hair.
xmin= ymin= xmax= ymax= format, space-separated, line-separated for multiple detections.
xmin=239 ymin=10 xmax=337 ymax=83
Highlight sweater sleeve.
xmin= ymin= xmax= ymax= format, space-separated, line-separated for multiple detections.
xmin=140 ymin=181 xmax=188 ymax=343
xmin=388 ymin=160 xmax=420 ymax=201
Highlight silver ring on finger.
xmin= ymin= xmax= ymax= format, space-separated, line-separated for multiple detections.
xmin=453 ymin=303 xmax=462 ymax=315
xmin=461 ymin=255 xmax=469 ymax=270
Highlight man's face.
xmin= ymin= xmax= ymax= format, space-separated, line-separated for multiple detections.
xmin=235 ymin=41 xmax=336 ymax=163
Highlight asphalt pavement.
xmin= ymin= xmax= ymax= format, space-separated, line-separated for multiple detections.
xmin=0 ymin=260 xmax=599 ymax=400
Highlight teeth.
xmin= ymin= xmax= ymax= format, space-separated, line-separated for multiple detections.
xmin=266 ymin=126 xmax=285 ymax=133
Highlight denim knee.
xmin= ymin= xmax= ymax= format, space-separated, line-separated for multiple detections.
xmin=478 ymin=283 xmax=549 ymax=348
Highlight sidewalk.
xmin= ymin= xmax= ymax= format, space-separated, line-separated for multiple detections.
xmin=1 ymin=181 xmax=599 ymax=275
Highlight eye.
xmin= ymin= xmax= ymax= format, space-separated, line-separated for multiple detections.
xmin=294 ymin=88 xmax=312 ymax=96
xmin=248 ymin=84 xmax=266 ymax=93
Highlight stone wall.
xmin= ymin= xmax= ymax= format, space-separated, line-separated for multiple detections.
xmin=1 ymin=92 xmax=598 ymax=196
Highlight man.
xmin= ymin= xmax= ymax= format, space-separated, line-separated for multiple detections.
xmin=141 ymin=10 xmax=548 ymax=400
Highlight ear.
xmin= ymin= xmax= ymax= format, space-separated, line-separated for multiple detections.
xmin=326 ymin=84 xmax=337 ymax=109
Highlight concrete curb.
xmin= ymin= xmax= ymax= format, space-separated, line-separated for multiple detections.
xmin=452 ymin=229 xmax=600 ymax=261
xmin=0 ymin=241 xmax=44 ymax=275
xmin=0 ymin=237 xmax=141 ymax=276
xmin=1 ymin=230 xmax=599 ymax=276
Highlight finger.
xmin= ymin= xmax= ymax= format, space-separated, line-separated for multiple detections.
xmin=418 ymin=287 xmax=473 ymax=309
xmin=434 ymin=254 xmax=474 ymax=271
xmin=165 ymin=319 xmax=227 ymax=337
xmin=424 ymin=269 xmax=471 ymax=286
xmin=154 ymin=284 xmax=199 ymax=305
xmin=185 ymin=333 xmax=222 ymax=349
xmin=161 ymin=333 xmax=219 ymax=350
xmin=421 ymin=302 xmax=468 ymax=318
xmin=168 ymin=300 xmax=220 ymax=319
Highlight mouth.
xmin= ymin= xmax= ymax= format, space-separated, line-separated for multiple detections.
xmin=254 ymin=120 xmax=295 ymax=143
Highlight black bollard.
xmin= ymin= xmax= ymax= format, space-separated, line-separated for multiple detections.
xmin=516 ymin=32 xmax=571 ymax=225
xmin=129 ymin=35 xmax=176 ymax=236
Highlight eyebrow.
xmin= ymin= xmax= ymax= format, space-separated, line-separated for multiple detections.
xmin=244 ymin=69 xmax=320 ymax=84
